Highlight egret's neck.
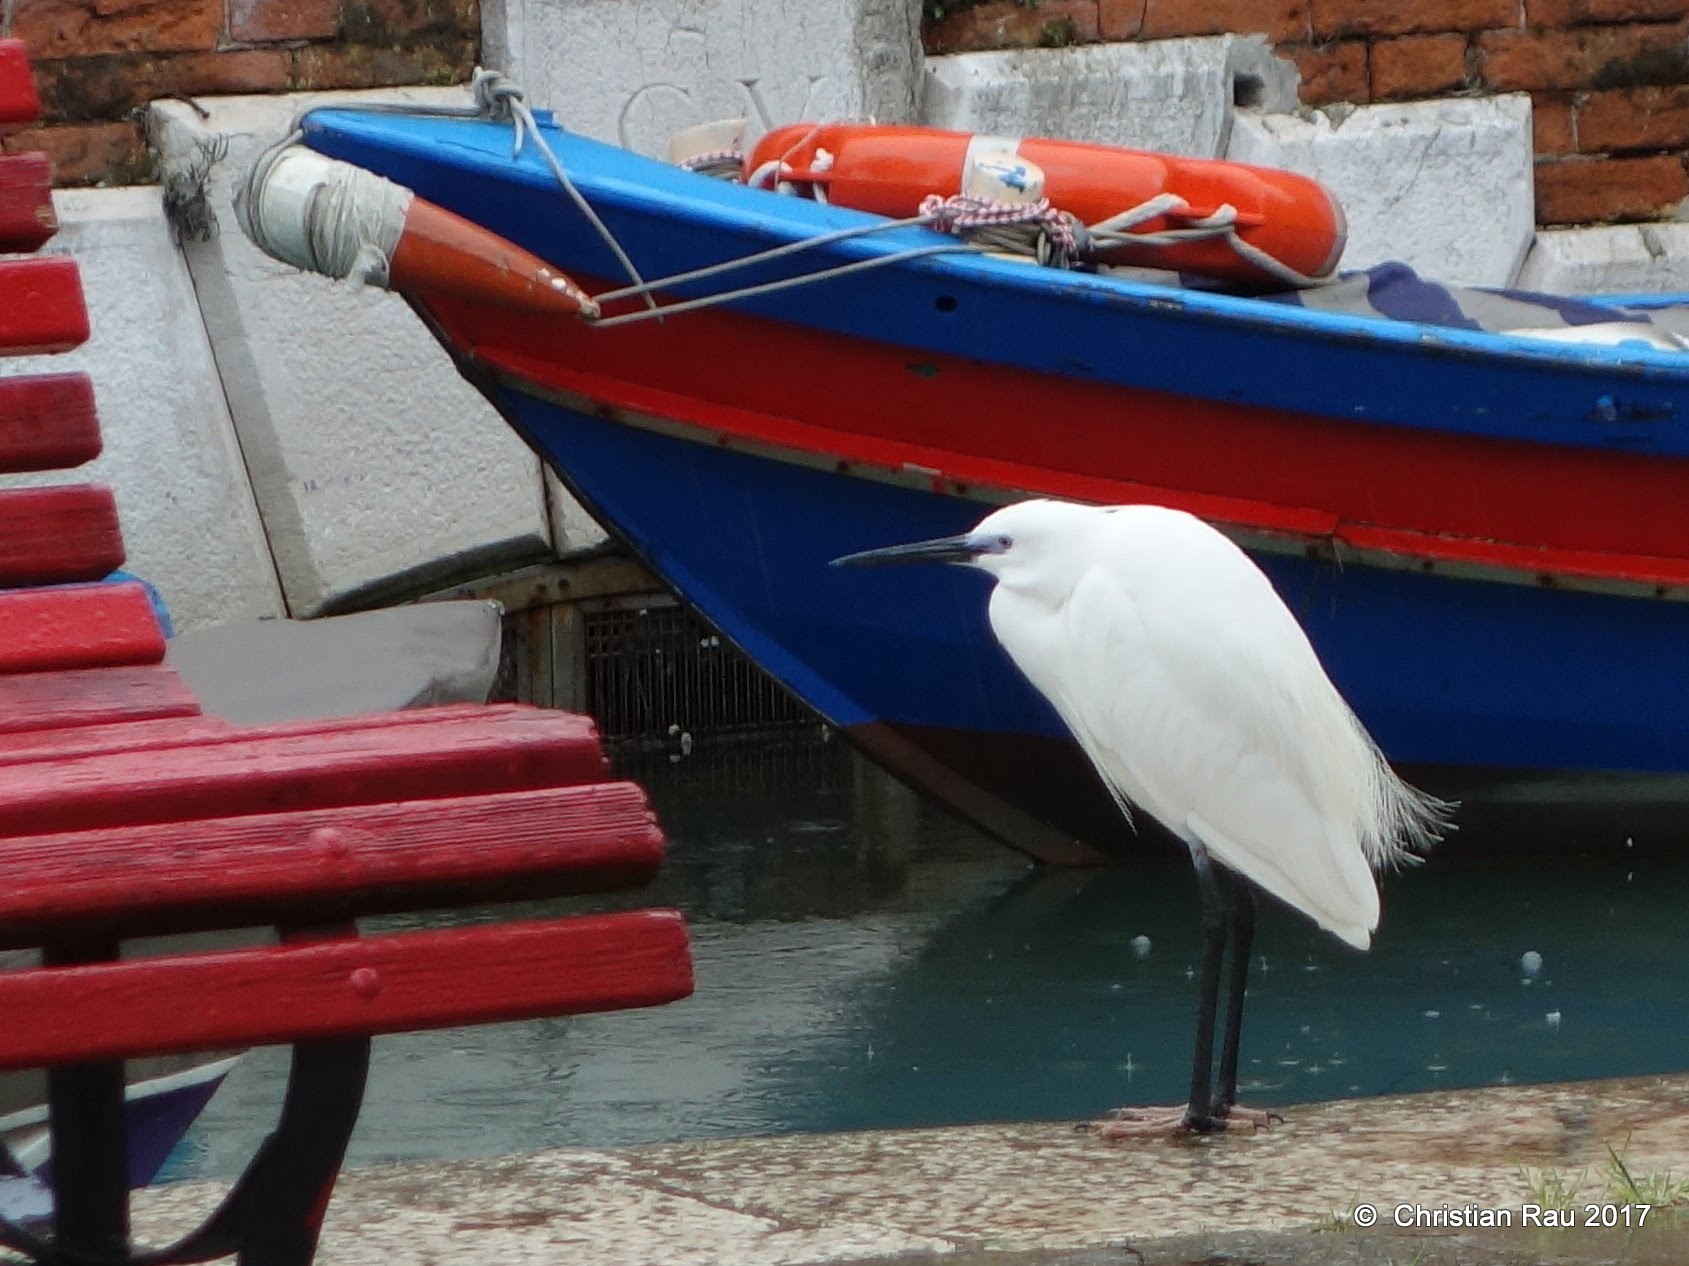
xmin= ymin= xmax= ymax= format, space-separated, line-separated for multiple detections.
xmin=986 ymin=554 xmax=1089 ymax=614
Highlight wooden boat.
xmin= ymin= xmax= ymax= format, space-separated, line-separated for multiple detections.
xmin=243 ymin=96 xmax=1689 ymax=864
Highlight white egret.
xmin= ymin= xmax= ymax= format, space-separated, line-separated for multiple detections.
xmin=834 ymin=498 xmax=1452 ymax=1134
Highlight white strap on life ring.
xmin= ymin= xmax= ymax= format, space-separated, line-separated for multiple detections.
xmin=961 ymin=135 xmax=1046 ymax=206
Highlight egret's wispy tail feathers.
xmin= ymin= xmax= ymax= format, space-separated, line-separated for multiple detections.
xmin=1354 ymin=720 xmax=1456 ymax=871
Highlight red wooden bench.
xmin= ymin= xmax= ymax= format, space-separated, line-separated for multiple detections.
xmin=0 ymin=712 xmax=693 ymax=1266
xmin=0 ymin=152 xmax=56 ymax=252
xmin=0 ymin=36 xmax=696 ymax=1266
xmin=0 ymin=483 xmax=124 ymax=586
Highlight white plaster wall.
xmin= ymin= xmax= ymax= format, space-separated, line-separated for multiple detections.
xmin=150 ymin=89 xmax=575 ymax=618
xmin=922 ymin=36 xmax=1298 ymax=158
xmin=1227 ymin=95 xmax=1536 ymax=287
xmin=482 ymin=0 xmax=924 ymax=156
xmin=0 ymin=187 xmax=284 ymax=632
xmin=1516 ymin=224 xmax=1689 ymax=296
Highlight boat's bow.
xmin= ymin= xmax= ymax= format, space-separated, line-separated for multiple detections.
xmin=237 ymin=143 xmax=598 ymax=320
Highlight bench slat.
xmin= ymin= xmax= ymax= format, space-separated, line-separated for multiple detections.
xmin=0 ymin=782 xmax=664 ymax=946
xmin=0 ymin=373 xmax=101 ymax=472
xmin=0 ymin=706 xmax=608 ymax=837
xmin=0 ymin=664 xmax=200 ymax=733
xmin=0 ymin=583 xmax=163 ymax=676
xmin=0 ymin=701 xmax=526 ymax=764
xmin=0 ymin=40 xmax=38 ymax=136
xmin=0 ymin=153 xmax=54 ymax=252
xmin=0 ymin=715 xmax=230 ymax=760
xmin=0 ymin=911 xmax=694 ymax=1068
xmin=0 ymin=257 xmax=91 ymax=356
xmin=0 ymin=485 xmax=124 ymax=586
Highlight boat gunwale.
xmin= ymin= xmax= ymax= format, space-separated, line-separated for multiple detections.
xmin=300 ymin=106 xmax=1689 ymax=383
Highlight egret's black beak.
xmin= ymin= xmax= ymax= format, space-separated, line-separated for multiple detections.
xmin=831 ymin=533 xmax=993 ymax=568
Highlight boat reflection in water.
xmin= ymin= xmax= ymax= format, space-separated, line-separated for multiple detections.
xmin=176 ymin=742 xmax=1689 ymax=1174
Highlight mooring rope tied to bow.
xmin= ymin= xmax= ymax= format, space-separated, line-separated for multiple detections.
xmin=239 ymin=70 xmax=1327 ymax=328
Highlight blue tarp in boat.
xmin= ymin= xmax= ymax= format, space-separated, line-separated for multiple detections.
xmin=1256 ymin=260 xmax=1689 ymax=345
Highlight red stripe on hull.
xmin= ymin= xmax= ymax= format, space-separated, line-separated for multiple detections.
xmin=423 ymin=292 xmax=1689 ymax=586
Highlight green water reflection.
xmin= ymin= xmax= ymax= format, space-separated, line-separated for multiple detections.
xmin=171 ymin=738 xmax=1689 ymax=1178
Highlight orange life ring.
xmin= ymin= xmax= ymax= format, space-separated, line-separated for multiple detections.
xmin=745 ymin=123 xmax=1346 ymax=288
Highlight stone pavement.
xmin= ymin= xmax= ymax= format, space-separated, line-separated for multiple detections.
xmin=127 ymin=1074 xmax=1689 ymax=1265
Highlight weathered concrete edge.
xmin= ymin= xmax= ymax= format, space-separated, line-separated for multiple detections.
xmin=129 ymin=1073 xmax=1689 ymax=1265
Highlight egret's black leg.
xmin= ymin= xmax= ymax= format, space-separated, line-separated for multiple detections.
xmin=1182 ymin=850 xmax=1230 ymax=1133
xmin=1092 ymin=856 xmax=1267 ymax=1139
xmin=1213 ymin=875 xmax=1256 ymax=1116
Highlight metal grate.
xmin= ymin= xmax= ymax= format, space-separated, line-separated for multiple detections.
xmin=582 ymin=597 xmax=822 ymax=749
xmin=613 ymin=728 xmax=850 ymax=801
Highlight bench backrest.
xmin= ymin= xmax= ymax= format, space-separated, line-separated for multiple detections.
xmin=0 ymin=40 xmax=691 ymax=1266
xmin=0 ymin=34 xmax=693 ymax=1069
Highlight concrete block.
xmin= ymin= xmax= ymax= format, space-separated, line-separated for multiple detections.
xmin=1514 ymin=224 xmax=1689 ymax=296
xmin=166 ymin=600 xmax=503 ymax=724
xmin=1227 ymin=95 xmax=1535 ymax=287
xmin=149 ymin=89 xmax=569 ymax=617
xmin=481 ymin=0 xmax=924 ymax=156
xmin=0 ymin=187 xmax=284 ymax=633
xmin=546 ymin=471 xmax=610 ymax=554
xmin=922 ymin=36 xmax=1298 ymax=158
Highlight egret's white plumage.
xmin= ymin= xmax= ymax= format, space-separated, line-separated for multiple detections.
xmin=971 ymin=499 xmax=1449 ymax=948
xmin=834 ymin=495 xmax=1452 ymax=1133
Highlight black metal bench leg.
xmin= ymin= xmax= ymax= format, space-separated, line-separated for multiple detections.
xmin=44 ymin=942 xmax=128 ymax=1262
xmin=0 ymin=1034 xmax=371 ymax=1266
xmin=234 ymin=1037 xmax=370 ymax=1266
xmin=46 ymin=1060 xmax=129 ymax=1260
xmin=98 ymin=1034 xmax=372 ymax=1266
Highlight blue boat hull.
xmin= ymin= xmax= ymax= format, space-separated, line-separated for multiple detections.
xmin=279 ymin=107 xmax=1689 ymax=861
xmin=493 ymin=382 xmax=1689 ymax=859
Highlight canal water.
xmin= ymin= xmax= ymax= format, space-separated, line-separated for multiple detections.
xmin=169 ymin=737 xmax=1689 ymax=1180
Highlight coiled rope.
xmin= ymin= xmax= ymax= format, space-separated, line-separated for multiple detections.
xmin=917 ymin=193 xmax=1085 ymax=270
xmin=1086 ymin=193 xmax=1328 ymax=289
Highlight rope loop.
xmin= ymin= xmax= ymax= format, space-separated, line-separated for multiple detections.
xmin=463 ymin=67 xmax=651 ymax=313
xmin=470 ymin=68 xmax=527 ymax=119
xmin=917 ymin=193 xmax=1086 ymax=270
xmin=916 ymin=186 xmax=1326 ymax=288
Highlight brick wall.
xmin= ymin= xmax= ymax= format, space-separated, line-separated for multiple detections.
xmin=2 ymin=0 xmax=478 ymax=186
xmin=925 ymin=0 xmax=1689 ymax=226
